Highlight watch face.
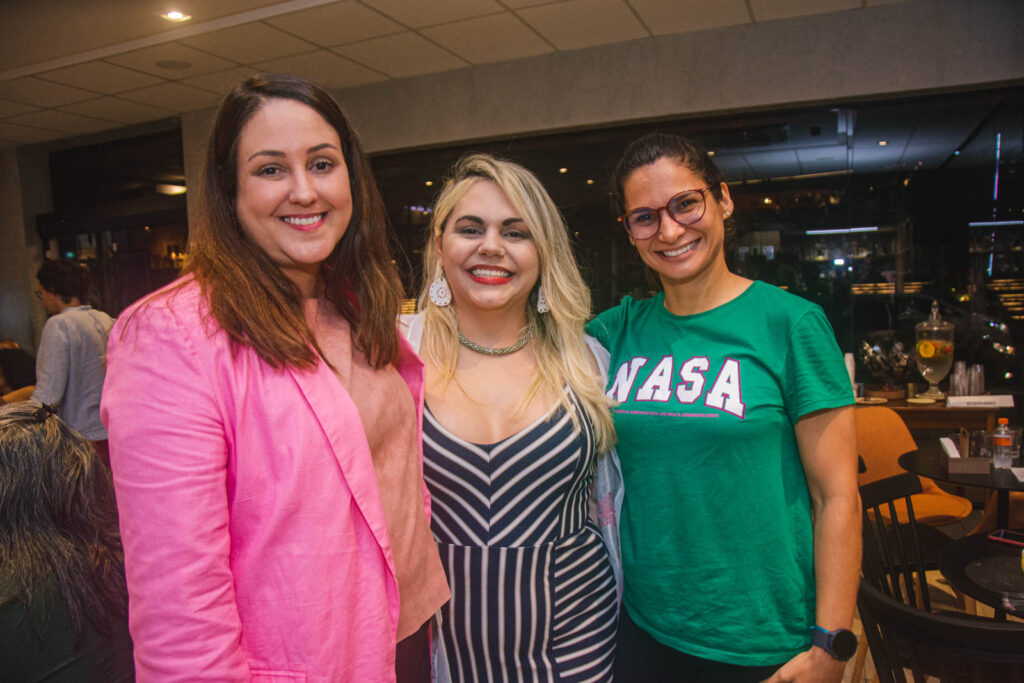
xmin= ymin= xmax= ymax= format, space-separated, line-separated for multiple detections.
xmin=832 ymin=629 xmax=858 ymax=660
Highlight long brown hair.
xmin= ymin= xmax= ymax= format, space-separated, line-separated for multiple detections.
xmin=185 ymin=72 xmax=402 ymax=369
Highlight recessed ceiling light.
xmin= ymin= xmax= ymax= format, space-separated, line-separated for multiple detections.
xmin=586 ymin=179 xmax=594 ymax=185
xmin=707 ymin=150 xmax=715 ymax=157
xmin=424 ymin=180 xmax=433 ymax=187
xmin=558 ymin=167 xmax=567 ymax=174
xmin=878 ymin=140 xmax=888 ymax=146
xmin=157 ymin=184 xmax=187 ymax=195
xmin=161 ymin=11 xmax=192 ymax=22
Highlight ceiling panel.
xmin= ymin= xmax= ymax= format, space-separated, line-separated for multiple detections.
xmin=0 ymin=98 xmax=39 ymax=118
xmin=36 ymin=61 xmax=165 ymax=95
xmin=4 ymin=109 xmax=118 ymax=135
xmin=333 ymin=33 xmax=467 ymax=79
xmin=106 ymin=42 xmax=237 ymax=79
xmin=266 ymin=2 xmax=404 ymax=47
xmin=180 ymin=22 xmax=318 ymax=63
xmin=0 ymin=77 xmax=99 ymax=108
xmin=630 ymin=0 xmax=750 ymax=35
xmin=0 ymin=0 xmax=296 ymax=71
xmin=518 ymin=0 xmax=648 ymax=51
xmin=500 ymin=0 xmax=564 ymax=7
xmin=118 ymin=82 xmax=224 ymax=111
xmin=362 ymin=0 xmax=504 ymax=28
xmin=423 ymin=14 xmax=553 ymax=64
xmin=182 ymin=67 xmax=264 ymax=95
xmin=750 ymin=0 xmax=860 ymax=23
xmin=59 ymin=97 xmax=177 ymax=124
xmin=0 ymin=121 xmax=66 ymax=144
xmin=252 ymin=50 xmax=387 ymax=89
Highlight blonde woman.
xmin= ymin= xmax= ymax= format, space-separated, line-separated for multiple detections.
xmin=401 ymin=154 xmax=621 ymax=682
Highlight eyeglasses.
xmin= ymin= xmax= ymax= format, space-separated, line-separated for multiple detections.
xmin=618 ymin=187 xmax=714 ymax=240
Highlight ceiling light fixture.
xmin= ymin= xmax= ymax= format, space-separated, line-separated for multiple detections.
xmin=968 ymin=220 xmax=1023 ymax=227
xmin=161 ymin=10 xmax=192 ymax=22
xmin=877 ymin=140 xmax=888 ymax=146
xmin=157 ymin=184 xmax=187 ymax=195
xmin=806 ymin=227 xmax=878 ymax=235
xmin=424 ymin=181 xmax=433 ymax=187
xmin=586 ymin=179 xmax=594 ymax=185
xmin=558 ymin=168 xmax=567 ymax=174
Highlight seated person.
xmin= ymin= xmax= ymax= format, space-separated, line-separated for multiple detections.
xmin=0 ymin=402 xmax=133 ymax=681
xmin=0 ymin=348 xmax=36 ymax=404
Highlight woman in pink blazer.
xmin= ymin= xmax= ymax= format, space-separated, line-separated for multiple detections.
xmin=101 ymin=74 xmax=448 ymax=682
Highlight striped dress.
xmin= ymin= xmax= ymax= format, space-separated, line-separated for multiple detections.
xmin=423 ymin=389 xmax=618 ymax=683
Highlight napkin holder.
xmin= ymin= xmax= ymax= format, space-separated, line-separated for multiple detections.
xmin=941 ymin=429 xmax=991 ymax=474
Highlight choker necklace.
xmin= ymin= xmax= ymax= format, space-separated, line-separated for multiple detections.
xmin=458 ymin=328 xmax=532 ymax=356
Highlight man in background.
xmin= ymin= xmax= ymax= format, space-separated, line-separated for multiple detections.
xmin=32 ymin=259 xmax=114 ymax=464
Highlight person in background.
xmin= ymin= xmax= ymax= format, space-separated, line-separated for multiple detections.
xmin=402 ymin=154 xmax=622 ymax=681
xmin=0 ymin=347 xmax=36 ymax=403
xmin=587 ymin=133 xmax=860 ymax=682
xmin=101 ymin=73 xmax=448 ymax=682
xmin=0 ymin=401 xmax=133 ymax=681
xmin=31 ymin=259 xmax=114 ymax=464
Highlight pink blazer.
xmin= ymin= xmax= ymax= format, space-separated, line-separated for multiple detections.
xmin=102 ymin=280 xmax=423 ymax=682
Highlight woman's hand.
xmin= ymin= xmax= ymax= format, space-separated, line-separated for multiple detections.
xmin=762 ymin=646 xmax=845 ymax=682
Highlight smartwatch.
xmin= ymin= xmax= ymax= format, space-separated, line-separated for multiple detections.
xmin=810 ymin=625 xmax=858 ymax=661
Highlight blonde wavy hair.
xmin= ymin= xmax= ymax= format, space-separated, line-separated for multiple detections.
xmin=417 ymin=154 xmax=615 ymax=452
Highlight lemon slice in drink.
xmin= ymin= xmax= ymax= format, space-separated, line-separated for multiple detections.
xmin=917 ymin=340 xmax=936 ymax=358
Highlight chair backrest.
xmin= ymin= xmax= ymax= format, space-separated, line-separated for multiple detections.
xmin=855 ymin=406 xmax=918 ymax=486
xmin=859 ymin=472 xmax=931 ymax=611
xmin=858 ymin=579 xmax=1024 ymax=683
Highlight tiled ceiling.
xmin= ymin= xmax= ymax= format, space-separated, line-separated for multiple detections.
xmin=0 ymin=0 xmax=914 ymax=150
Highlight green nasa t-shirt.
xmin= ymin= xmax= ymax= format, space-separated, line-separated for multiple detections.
xmin=586 ymin=281 xmax=853 ymax=666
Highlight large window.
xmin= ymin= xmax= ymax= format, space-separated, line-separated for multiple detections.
xmin=372 ymin=87 xmax=1024 ymax=392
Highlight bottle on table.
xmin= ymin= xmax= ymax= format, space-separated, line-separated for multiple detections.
xmin=991 ymin=417 xmax=1016 ymax=469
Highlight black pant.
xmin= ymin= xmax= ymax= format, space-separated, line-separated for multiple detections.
xmin=614 ymin=608 xmax=783 ymax=682
xmin=395 ymin=619 xmax=431 ymax=683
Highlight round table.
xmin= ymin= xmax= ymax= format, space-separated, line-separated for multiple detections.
xmin=898 ymin=443 xmax=1024 ymax=529
xmin=938 ymin=531 xmax=1024 ymax=618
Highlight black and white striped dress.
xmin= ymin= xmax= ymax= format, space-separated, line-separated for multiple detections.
xmin=423 ymin=389 xmax=618 ymax=683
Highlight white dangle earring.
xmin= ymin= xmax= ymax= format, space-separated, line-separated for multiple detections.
xmin=536 ymin=284 xmax=550 ymax=314
xmin=429 ymin=269 xmax=452 ymax=307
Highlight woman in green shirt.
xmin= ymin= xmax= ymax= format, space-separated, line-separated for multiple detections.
xmin=587 ymin=133 xmax=860 ymax=682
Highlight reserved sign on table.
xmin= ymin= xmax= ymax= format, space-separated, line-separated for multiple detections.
xmin=946 ymin=395 xmax=1015 ymax=408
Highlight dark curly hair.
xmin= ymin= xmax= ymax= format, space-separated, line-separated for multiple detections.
xmin=36 ymin=259 xmax=93 ymax=303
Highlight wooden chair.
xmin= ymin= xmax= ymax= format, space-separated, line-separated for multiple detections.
xmin=858 ymin=579 xmax=1024 ymax=682
xmin=855 ymin=406 xmax=972 ymax=526
xmin=860 ymin=472 xmax=940 ymax=610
